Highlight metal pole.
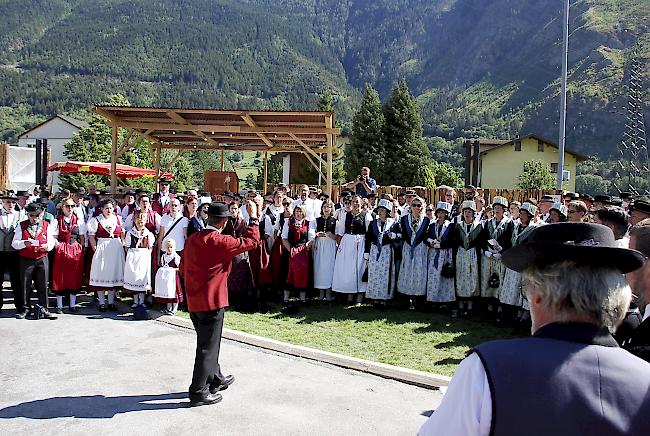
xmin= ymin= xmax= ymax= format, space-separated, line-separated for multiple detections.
xmin=557 ymin=0 xmax=569 ymax=191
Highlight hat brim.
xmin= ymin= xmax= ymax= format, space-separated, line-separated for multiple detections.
xmin=374 ymin=205 xmax=391 ymax=217
xmin=502 ymin=242 xmax=645 ymax=274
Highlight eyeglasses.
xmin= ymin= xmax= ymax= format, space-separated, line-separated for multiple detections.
xmin=63 ymin=204 xmax=74 ymax=208
xmin=28 ymin=213 xmax=40 ymax=218
xmin=282 ymin=203 xmax=291 ymax=206
xmin=567 ymin=209 xmax=578 ymax=213
xmin=411 ymin=204 xmax=422 ymax=208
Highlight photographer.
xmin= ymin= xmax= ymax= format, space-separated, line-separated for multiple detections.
xmin=346 ymin=167 xmax=377 ymax=198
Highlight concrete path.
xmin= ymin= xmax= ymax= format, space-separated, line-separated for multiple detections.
xmin=0 ymin=292 xmax=441 ymax=435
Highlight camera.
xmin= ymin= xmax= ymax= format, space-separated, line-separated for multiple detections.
xmin=357 ymin=175 xmax=365 ymax=181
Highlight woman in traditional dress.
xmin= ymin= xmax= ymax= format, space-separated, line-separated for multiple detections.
xmin=51 ymin=197 xmax=85 ymax=313
xmin=223 ymin=202 xmax=255 ymax=303
xmin=500 ymin=202 xmax=538 ymax=321
xmin=269 ymin=197 xmax=293 ymax=294
xmin=480 ymin=196 xmax=513 ymax=319
xmin=87 ymin=199 xmax=125 ymax=312
xmin=548 ymin=203 xmax=568 ymax=223
xmin=364 ymin=199 xmax=396 ymax=304
xmin=312 ymin=200 xmax=337 ymax=301
xmin=262 ymin=191 xmax=285 ymax=252
xmin=155 ymin=238 xmax=182 ymax=315
xmin=332 ymin=195 xmax=373 ymax=304
xmin=393 ymin=196 xmax=430 ymax=309
xmin=281 ymin=204 xmax=315 ymax=305
xmin=184 ymin=197 xmax=198 ymax=234
xmin=450 ymin=200 xmax=484 ymax=317
xmin=425 ymin=201 xmax=456 ymax=309
xmin=123 ymin=212 xmax=155 ymax=307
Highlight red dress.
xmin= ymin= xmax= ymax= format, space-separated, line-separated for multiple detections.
xmin=52 ymin=214 xmax=84 ymax=292
xmin=269 ymin=214 xmax=290 ymax=288
xmin=286 ymin=218 xmax=311 ymax=290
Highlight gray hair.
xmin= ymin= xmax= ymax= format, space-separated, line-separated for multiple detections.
xmin=523 ymin=261 xmax=631 ymax=332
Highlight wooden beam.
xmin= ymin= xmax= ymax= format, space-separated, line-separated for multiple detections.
xmin=111 ymin=125 xmax=118 ymax=195
xmin=165 ymin=109 xmax=221 ymax=146
xmin=241 ymin=113 xmax=274 ymax=147
xmin=153 ymin=147 xmax=161 ymax=191
xmin=109 ymin=121 xmax=340 ymax=135
xmin=289 ymin=133 xmax=326 ymax=166
xmin=263 ymin=151 xmax=268 ymax=193
xmin=302 ymin=151 xmax=326 ymax=181
xmin=95 ymin=106 xmax=332 ymax=116
xmin=325 ymin=114 xmax=334 ymax=197
xmin=153 ymin=145 xmax=332 ymax=153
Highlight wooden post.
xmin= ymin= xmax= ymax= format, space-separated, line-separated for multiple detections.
xmin=263 ymin=151 xmax=268 ymax=193
xmin=111 ymin=125 xmax=118 ymax=195
xmin=325 ymin=113 xmax=334 ymax=197
xmin=153 ymin=146 xmax=161 ymax=191
xmin=220 ymin=149 xmax=225 ymax=171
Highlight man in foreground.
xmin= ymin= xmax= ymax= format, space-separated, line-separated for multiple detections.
xmin=181 ymin=200 xmax=260 ymax=407
xmin=419 ymin=222 xmax=650 ymax=436
xmin=624 ymin=218 xmax=650 ymax=361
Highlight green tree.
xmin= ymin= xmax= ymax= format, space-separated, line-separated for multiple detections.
xmin=256 ymin=159 xmax=283 ymax=192
xmin=411 ymin=163 xmax=436 ymax=188
xmin=317 ymin=89 xmax=334 ymax=112
xmin=517 ymin=160 xmax=556 ymax=190
xmin=345 ymin=83 xmax=385 ymax=181
xmin=433 ymin=162 xmax=464 ymax=188
xmin=575 ymin=174 xmax=611 ymax=196
xmin=382 ymin=80 xmax=430 ymax=186
xmin=317 ymin=90 xmax=347 ymax=184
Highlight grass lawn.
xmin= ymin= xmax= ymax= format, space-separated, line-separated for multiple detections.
xmin=178 ymin=302 xmax=525 ymax=377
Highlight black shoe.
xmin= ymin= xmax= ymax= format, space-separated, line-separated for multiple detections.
xmin=55 ymin=308 xmax=63 ymax=314
xmin=108 ymin=304 xmax=117 ymax=312
xmin=16 ymin=310 xmax=28 ymax=319
xmin=209 ymin=375 xmax=235 ymax=394
xmin=69 ymin=307 xmax=78 ymax=313
xmin=189 ymin=392 xmax=222 ymax=408
xmin=41 ymin=311 xmax=58 ymax=320
xmin=99 ymin=304 xmax=107 ymax=312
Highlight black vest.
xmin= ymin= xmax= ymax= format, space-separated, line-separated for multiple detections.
xmin=474 ymin=322 xmax=650 ymax=436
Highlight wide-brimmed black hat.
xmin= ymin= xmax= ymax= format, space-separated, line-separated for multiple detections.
xmin=16 ymin=190 xmax=29 ymax=197
xmin=159 ymin=177 xmax=172 ymax=185
xmin=207 ymin=202 xmax=230 ymax=218
xmin=630 ymin=197 xmax=650 ymax=215
xmin=594 ymin=194 xmax=611 ymax=203
xmin=579 ymin=193 xmax=594 ymax=202
xmin=502 ymin=222 xmax=645 ymax=274
xmin=25 ymin=202 xmax=43 ymax=214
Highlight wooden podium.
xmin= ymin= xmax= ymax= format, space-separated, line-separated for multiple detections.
xmin=204 ymin=170 xmax=239 ymax=195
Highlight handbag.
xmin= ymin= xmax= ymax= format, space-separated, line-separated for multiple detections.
xmin=441 ymin=262 xmax=455 ymax=278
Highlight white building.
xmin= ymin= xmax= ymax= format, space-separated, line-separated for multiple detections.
xmin=18 ymin=115 xmax=89 ymax=191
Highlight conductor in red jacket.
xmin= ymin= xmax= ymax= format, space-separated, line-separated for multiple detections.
xmin=181 ymin=200 xmax=260 ymax=407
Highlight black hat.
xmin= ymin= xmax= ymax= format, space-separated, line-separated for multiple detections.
xmin=579 ymin=193 xmax=594 ymax=202
xmin=563 ymin=192 xmax=577 ymax=200
xmin=539 ymin=195 xmax=554 ymax=203
xmin=502 ymin=222 xmax=645 ymax=274
xmin=25 ymin=203 xmax=42 ymax=214
xmin=1 ymin=192 xmax=18 ymax=201
xmin=620 ymin=192 xmax=633 ymax=201
xmin=594 ymin=195 xmax=611 ymax=203
xmin=318 ymin=193 xmax=329 ymax=201
xmin=123 ymin=190 xmax=135 ymax=197
xmin=630 ymin=197 xmax=650 ymax=215
xmin=99 ymin=189 xmax=110 ymax=195
xmin=159 ymin=177 xmax=172 ymax=185
xmin=609 ymin=196 xmax=623 ymax=207
xmin=207 ymin=202 xmax=230 ymax=218
xmin=367 ymin=192 xmax=377 ymax=199
xmin=135 ymin=188 xmax=147 ymax=194
xmin=16 ymin=190 xmax=29 ymax=197
xmin=224 ymin=191 xmax=235 ymax=199
xmin=37 ymin=197 xmax=49 ymax=205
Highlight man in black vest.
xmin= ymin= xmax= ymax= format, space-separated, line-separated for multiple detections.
xmin=419 ymin=222 xmax=650 ymax=436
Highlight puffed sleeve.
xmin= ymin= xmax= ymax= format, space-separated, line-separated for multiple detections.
xmin=86 ymin=217 xmax=99 ymax=235
xmin=307 ymin=220 xmax=316 ymax=241
xmin=335 ymin=213 xmax=346 ymax=237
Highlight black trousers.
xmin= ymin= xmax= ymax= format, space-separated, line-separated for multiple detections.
xmin=189 ymin=308 xmax=226 ymax=398
xmin=0 ymin=250 xmax=21 ymax=309
xmin=19 ymin=256 xmax=49 ymax=312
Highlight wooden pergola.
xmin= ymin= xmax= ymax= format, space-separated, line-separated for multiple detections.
xmin=92 ymin=106 xmax=340 ymax=195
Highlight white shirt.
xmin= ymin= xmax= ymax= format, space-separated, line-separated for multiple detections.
xmin=159 ymin=213 xmax=189 ymax=251
xmin=418 ymin=353 xmax=492 ymax=436
xmin=53 ymin=215 xmax=87 ymax=240
xmin=159 ymin=192 xmax=171 ymax=208
xmin=615 ymin=236 xmax=629 ymax=249
xmin=11 ymin=219 xmax=56 ymax=251
xmin=87 ymin=214 xmax=121 ymax=236
xmin=281 ymin=218 xmax=316 ymax=242
xmin=124 ymin=227 xmax=155 ymax=250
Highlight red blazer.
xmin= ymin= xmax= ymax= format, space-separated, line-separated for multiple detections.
xmin=181 ymin=224 xmax=260 ymax=312
xmin=152 ymin=193 xmax=175 ymax=216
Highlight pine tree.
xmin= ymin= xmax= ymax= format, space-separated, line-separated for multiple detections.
xmin=517 ymin=160 xmax=556 ymax=190
xmin=382 ymin=80 xmax=430 ymax=186
xmin=317 ymin=90 xmax=347 ymax=184
xmin=345 ymin=83 xmax=385 ymax=182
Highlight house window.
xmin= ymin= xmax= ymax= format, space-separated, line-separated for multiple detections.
xmin=538 ymin=141 xmax=544 ymax=152
xmin=514 ymin=140 xmax=522 ymax=151
xmin=550 ymin=163 xmax=559 ymax=173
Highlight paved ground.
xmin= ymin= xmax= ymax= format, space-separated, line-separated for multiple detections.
xmin=0 ymin=289 xmax=441 ymax=435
